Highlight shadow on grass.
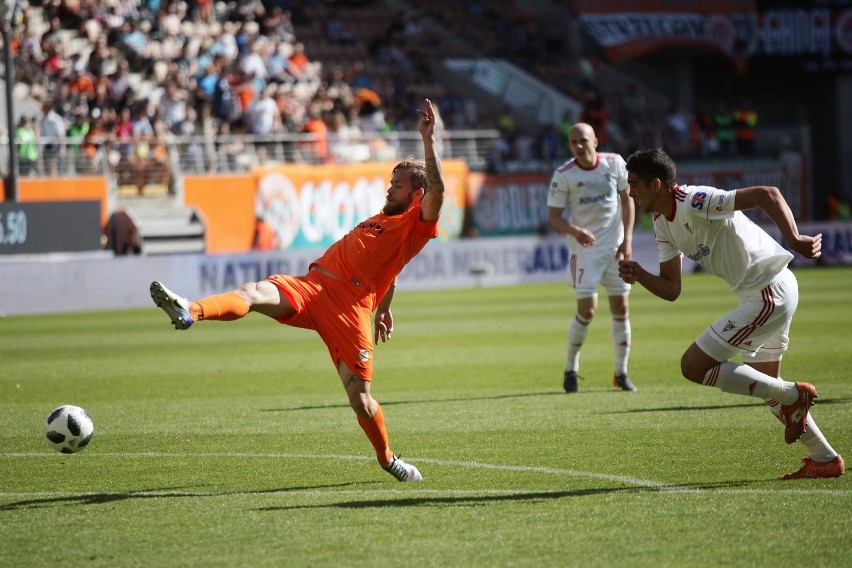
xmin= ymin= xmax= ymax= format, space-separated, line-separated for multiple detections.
xmin=3 ymin=478 xmax=761 ymax=513
xmin=264 ymin=393 xmax=849 ymax=414
xmin=0 ymin=481 xmax=380 ymax=512
xmin=261 ymin=391 xmax=565 ymax=412
xmin=255 ymin=480 xmax=754 ymax=511
xmin=614 ymin=396 xmax=849 ymax=414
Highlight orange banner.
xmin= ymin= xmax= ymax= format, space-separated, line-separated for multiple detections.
xmin=250 ymin=160 xmax=468 ymax=250
xmin=3 ymin=177 xmax=109 ymax=225
xmin=185 ymin=160 xmax=468 ymax=253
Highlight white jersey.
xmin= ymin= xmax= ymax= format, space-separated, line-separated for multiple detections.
xmin=654 ymin=185 xmax=794 ymax=296
xmin=547 ymin=153 xmax=628 ymax=255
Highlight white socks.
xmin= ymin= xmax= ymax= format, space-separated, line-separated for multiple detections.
xmin=707 ymin=362 xmax=837 ymax=460
xmin=704 ymin=362 xmax=798 ymax=404
xmin=565 ymin=315 xmax=590 ymax=371
xmin=612 ymin=315 xmax=631 ymax=376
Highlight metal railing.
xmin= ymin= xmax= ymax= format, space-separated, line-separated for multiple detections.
xmin=0 ymin=129 xmax=502 ymax=184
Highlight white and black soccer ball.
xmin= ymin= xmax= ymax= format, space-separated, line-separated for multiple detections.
xmin=44 ymin=405 xmax=94 ymax=454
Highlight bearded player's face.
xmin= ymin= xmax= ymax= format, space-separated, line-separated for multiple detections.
xmin=383 ymin=168 xmax=422 ymax=215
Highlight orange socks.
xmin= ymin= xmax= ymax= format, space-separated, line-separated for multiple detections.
xmin=357 ymin=404 xmax=394 ymax=466
xmin=192 ymin=291 xmax=250 ymax=321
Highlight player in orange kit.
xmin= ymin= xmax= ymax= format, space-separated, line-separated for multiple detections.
xmin=150 ymin=99 xmax=444 ymax=481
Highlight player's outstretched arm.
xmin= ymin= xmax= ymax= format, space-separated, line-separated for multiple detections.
xmin=619 ymin=256 xmax=683 ymax=301
xmin=735 ymin=186 xmax=822 ymax=259
xmin=418 ymin=99 xmax=445 ymax=222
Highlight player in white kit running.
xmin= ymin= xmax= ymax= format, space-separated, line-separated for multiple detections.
xmin=548 ymin=123 xmax=636 ymax=393
xmin=618 ymin=148 xmax=844 ymax=480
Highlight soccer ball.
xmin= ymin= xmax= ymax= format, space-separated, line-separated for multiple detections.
xmin=44 ymin=405 xmax=94 ymax=454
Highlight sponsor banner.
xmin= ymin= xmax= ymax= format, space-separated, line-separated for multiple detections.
xmin=5 ymin=225 xmax=849 ymax=316
xmin=398 ymin=232 xmax=669 ymax=290
xmin=467 ymin=172 xmax=550 ymax=236
xmin=573 ymin=1 xmax=852 ymax=68
xmin=768 ymin=7 xmax=852 ymax=72
xmin=252 ymin=160 xmax=468 ymax=249
xmin=467 ymin=155 xmax=809 ymax=237
xmin=572 ymin=0 xmax=758 ymax=61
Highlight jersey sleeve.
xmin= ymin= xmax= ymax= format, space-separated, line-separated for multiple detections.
xmin=546 ymin=170 xmax=568 ymax=209
xmin=685 ymin=186 xmax=736 ymax=222
xmin=415 ymin=211 xmax=439 ymax=238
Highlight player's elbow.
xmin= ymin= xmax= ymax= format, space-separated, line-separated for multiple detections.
xmin=667 ymin=288 xmax=682 ymax=302
xmin=659 ymin=284 xmax=681 ymax=302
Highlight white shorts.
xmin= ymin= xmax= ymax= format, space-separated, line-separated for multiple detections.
xmin=568 ymin=249 xmax=631 ymax=299
xmin=696 ymin=268 xmax=798 ymax=363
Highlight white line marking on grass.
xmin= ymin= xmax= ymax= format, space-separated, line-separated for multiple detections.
xmin=2 ymin=452 xmax=849 ymax=495
xmin=3 ymin=451 xmax=667 ymax=489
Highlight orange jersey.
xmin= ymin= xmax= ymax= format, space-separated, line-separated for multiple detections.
xmin=311 ymin=197 xmax=438 ymax=308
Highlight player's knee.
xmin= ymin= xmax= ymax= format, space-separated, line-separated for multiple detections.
xmin=577 ymin=306 xmax=596 ymax=321
xmin=237 ymin=281 xmax=273 ymax=304
xmin=349 ymin=396 xmax=376 ymax=419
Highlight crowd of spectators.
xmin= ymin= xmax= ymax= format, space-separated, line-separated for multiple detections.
xmin=8 ymin=0 xmax=498 ymax=190
xmin=5 ymin=0 xmax=766 ymax=190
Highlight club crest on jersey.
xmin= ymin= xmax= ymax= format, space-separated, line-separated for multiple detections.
xmin=722 ymin=320 xmax=737 ymax=332
xmin=358 ymin=349 xmax=370 ymax=362
xmin=691 ymin=192 xmax=707 ymax=210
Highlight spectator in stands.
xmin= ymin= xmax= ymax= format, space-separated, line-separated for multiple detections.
xmin=286 ymin=41 xmax=311 ymax=81
xmin=39 ymin=100 xmax=67 ymax=176
xmin=15 ymin=116 xmax=39 ymax=177
xmin=712 ymin=101 xmax=736 ymax=156
xmin=827 ymin=192 xmax=851 ymax=221
xmin=213 ymin=120 xmax=249 ymax=172
xmin=301 ymin=107 xmax=329 ymax=164
xmin=118 ymin=19 xmax=152 ymax=74
xmin=734 ymin=99 xmax=758 ymax=156
xmin=247 ymin=85 xmax=283 ymax=164
xmin=355 ymin=87 xmax=387 ymax=133
xmin=558 ymin=110 xmax=574 ymax=155
xmin=131 ymin=105 xmax=155 ymax=194
xmin=67 ymin=111 xmax=90 ymax=171
xmin=160 ymin=80 xmax=189 ymax=131
xmin=579 ymin=90 xmax=609 ymax=150
xmin=263 ymin=7 xmax=295 ymax=44
xmin=87 ymin=34 xmax=117 ymax=78
xmin=664 ymin=104 xmax=692 ymax=158
xmin=82 ymin=112 xmax=111 ymax=173
xmin=694 ymin=102 xmax=718 ymax=158
xmin=109 ymin=59 xmax=133 ymax=108
xmin=497 ymin=105 xmax=515 ymax=134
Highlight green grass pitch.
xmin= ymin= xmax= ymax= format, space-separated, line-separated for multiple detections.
xmin=1 ymin=267 xmax=850 ymax=567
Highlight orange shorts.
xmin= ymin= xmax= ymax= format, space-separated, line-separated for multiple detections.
xmin=266 ymin=270 xmax=376 ymax=380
